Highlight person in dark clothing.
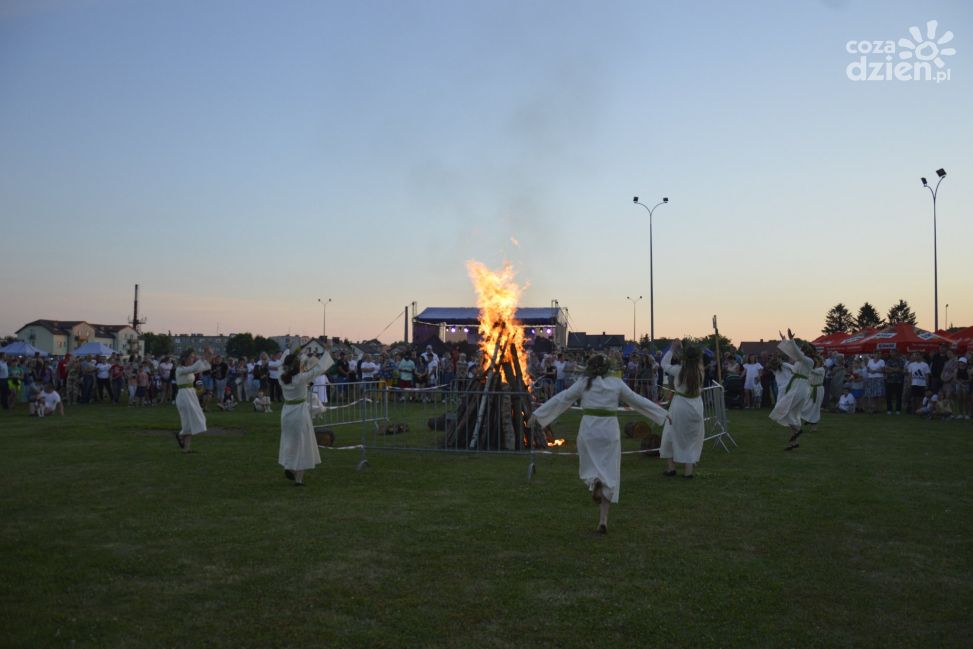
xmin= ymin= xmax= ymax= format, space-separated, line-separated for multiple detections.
xmin=929 ymin=344 xmax=948 ymax=393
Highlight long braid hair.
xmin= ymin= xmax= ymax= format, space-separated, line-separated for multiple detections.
xmin=584 ymin=354 xmax=612 ymax=390
xmin=678 ymin=346 xmax=703 ymax=398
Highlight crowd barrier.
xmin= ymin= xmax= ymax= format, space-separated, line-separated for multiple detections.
xmin=313 ymin=379 xmax=734 ymax=479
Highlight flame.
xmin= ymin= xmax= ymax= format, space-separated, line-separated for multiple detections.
xmin=466 ymin=260 xmax=531 ymax=385
xmin=546 ymin=438 xmax=566 ymax=447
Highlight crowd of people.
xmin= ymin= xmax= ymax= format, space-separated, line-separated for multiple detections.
xmin=715 ymin=341 xmax=971 ymax=421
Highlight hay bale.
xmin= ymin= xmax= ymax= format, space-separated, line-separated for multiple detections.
xmin=639 ymin=433 xmax=661 ymax=457
xmin=624 ymin=420 xmax=653 ymax=439
xmin=314 ymin=428 xmax=335 ymax=447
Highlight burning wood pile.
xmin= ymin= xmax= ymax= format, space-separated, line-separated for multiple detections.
xmin=440 ymin=261 xmax=558 ymax=450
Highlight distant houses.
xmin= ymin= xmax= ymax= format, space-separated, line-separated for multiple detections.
xmin=15 ymin=319 xmax=141 ymax=356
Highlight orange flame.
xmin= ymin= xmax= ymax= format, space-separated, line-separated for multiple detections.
xmin=466 ymin=260 xmax=531 ymax=385
xmin=546 ymin=438 xmax=566 ymax=447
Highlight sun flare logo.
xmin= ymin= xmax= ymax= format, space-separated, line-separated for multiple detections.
xmin=846 ymin=20 xmax=955 ymax=82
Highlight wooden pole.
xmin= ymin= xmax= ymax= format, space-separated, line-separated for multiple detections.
xmin=713 ymin=315 xmax=722 ymax=383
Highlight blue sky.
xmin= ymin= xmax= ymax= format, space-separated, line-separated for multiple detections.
xmin=1 ymin=0 xmax=970 ymax=344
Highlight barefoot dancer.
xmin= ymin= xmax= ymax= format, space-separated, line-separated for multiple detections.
xmin=659 ymin=341 xmax=705 ymax=478
xmin=769 ymin=329 xmax=813 ymax=450
xmin=530 ymin=354 xmax=669 ymax=534
xmin=174 ymin=347 xmax=213 ymax=453
xmin=278 ymin=345 xmax=334 ymax=486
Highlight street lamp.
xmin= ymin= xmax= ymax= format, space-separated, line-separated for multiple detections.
xmin=317 ymin=298 xmax=331 ymax=339
xmin=921 ymin=168 xmax=946 ymax=331
xmin=945 ymin=304 xmax=949 ymax=330
xmin=632 ymin=196 xmax=669 ymax=344
xmin=626 ymin=296 xmax=643 ymax=343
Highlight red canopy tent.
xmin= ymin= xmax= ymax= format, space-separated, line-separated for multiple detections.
xmin=833 ymin=328 xmax=879 ymax=355
xmin=944 ymin=326 xmax=973 ymax=353
xmin=855 ymin=324 xmax=954 ymax=354
xmin=812 ymin=331 xmax=854 ymax=352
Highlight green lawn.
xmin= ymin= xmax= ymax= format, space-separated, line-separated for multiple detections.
xmin=1 ymin=403 xmax=970 ymax=648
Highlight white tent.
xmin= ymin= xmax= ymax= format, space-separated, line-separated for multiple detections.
xmin=71 ymin=341 xmax=117 ymax=357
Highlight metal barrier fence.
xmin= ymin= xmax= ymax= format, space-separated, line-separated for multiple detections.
xmin=313 ymin=380 xmax=734 ymax=477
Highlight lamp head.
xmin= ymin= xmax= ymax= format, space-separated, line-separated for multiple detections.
xmin=921 ymin=177 xmax=928 ymax=186
xmin=633 ymin=196 xmax=639 ymax=203
xmin=662 ymin=197 xmax=669 ymax=203
xmin=936 ymin=168 xmax=946 ymax=178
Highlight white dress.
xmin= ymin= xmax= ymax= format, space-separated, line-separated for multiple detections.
xmin=279 ymin=352 xmax=334 ymax=472
xmin=742 ymin=362 xmax=764 ymax=391
xmin=659 ymin=351 xmax=706 ymax=465
xmin=175 ymin=359 xmax=211 ymax=435
xmin=311 ymin=373 xmax=329 ymax=405
xmin=800 ymin=366 xmax=826 ymax=424
xmin=533 ymin=375 xmax=667 ymax=503
xmin=769 ymin=340 xmax=812 ymax=428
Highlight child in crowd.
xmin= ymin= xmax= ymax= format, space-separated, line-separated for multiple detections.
xmin=218 ymin=386 xmax=237 ymax=411
xmin=916 ymin=389 xmax=936 ymax=418
xmin=933 ymin=388 xmax=952 ymax=420
xmin=849 ymin=359 xmax=865 ymax=401
xmin=253 ymin=390 xmax=272 ymax=413
xmin=837 ymin=386 xmax=856 ymax=414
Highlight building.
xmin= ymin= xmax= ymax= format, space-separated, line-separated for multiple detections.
xmin=566 ymin=332 xmax=626 ymax=352
xmin=170 ymin=334 xmax=230 ymax=356
xmin=16 ymin=320 xmax=142 ymax=356
xmin=738 ymin=340 xmax=780 ymax=359
xmin=413 ymin=307 xmax=568 ymax=348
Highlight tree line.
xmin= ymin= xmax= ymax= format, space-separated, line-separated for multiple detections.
xmin=138 ymin=332 xmax=282 ymax=357
xmin=822 ymin=300 xmax=917 ymax=335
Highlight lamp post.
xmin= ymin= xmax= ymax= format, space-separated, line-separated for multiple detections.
xmin=317 ymin=298 xmax=331 ymax=339
xmin=921 ymin=169 xmax=946 ymax=331
xmin=626 ymin=296 xmax=642 ymax=343
xmin=632 ymin=196 xmax=669 ymax=345
xmin=945 ymin=304 xmax=949 ymax=330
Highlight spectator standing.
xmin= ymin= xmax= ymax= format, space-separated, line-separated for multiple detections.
xmin=828 ymin=353 xmax=846 ymax=410
xmin=883 ymin=349 xmax=905 ymax=415
xmin=0 ymin=354 xmax=9 ymax=410
xmin=953 ymin=357 xmax=970 ymax=419
xmin=158 ymin=357 xmax=174 ymax=403
xmin=906 ymin=352 xmax=931 ymax=413
xmin=109 ymin=357 xmax=126 ymax=404
xmin=95 ymin=356 xmax=112 ymax=402
xmin=79 ymin=357 xmax=95 ymax=404
xmin=929 ymin=344 xmax=948 ymax=393
xmin=211 ymin=355 xmax=229 ymax=403
xmin=741 ymin=355 xmax=763 ymax=409
xmin=864 ymin=353 xmax=886 ymax=414
xmin=267 ymin=352 xmax=284 ymax=401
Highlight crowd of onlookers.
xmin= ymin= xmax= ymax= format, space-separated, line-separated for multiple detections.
xmin=715 ymin=343 xmax=970 ymax=420
xmin=2 ymin=341 xmax=969 ymax=422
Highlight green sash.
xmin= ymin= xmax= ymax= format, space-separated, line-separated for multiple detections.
xmin=785 ymin=373 xmax=808 ymax=394
xmin=582 ymin=408 xmax=618 ymax=417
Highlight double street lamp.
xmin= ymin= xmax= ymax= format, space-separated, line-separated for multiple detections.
xmin=317 ymin=297 xmax=331 ymax=339
xmin=921 ymin=168 xmax=947 ymax=331
xmin=626 ymin=296 xmax=642 ymax=343
xmin=632 ymin=196 xmax=669 ymax=344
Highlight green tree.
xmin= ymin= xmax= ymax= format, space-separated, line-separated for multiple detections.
xmin=254 ymin=336 xmax=280 ymax=355
xmin=685 ymin=334 xmax=736 ymax=357
xmin=855 ymin=302 xmax=884 ymax=330
xmin=886 ymin=299 xmax=917 ymax=325
xmin=226 ymin=333 xmax=256 ymax=358
xmin=823 ymin=303 xmax=856 ymax=334
xmin=141 ymin=332 xmax=173 ymax=356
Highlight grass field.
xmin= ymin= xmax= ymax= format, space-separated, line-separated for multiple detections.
xmin=1 ymin=401 xmax=971 ymax=648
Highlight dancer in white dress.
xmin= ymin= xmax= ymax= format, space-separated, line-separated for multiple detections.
xmin=659 ymin=341 xmax=705 ymax=478
xmin=769 ymin=329 xmax=814 ymax=450
xmin=278 ymin=346 xmax=334 ymax=486
xmin=800 ymin=357 xmax=826 ymax=432
xmin=174 ymin=346 xmax=213 ymax=453
xmin=530 ymin=354 xmax=669 ymax=534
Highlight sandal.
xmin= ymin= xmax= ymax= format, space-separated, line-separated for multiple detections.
xmin=596 ymin=523 xmax=608 ymax=535
xmin=173 ymin=431 xmax=185 ymax=449
xmin=663 ymin=470 xmax=677 ymax=477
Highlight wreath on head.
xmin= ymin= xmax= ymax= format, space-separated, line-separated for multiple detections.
xmin=584 ymin=354 xmax=612 ymax=379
